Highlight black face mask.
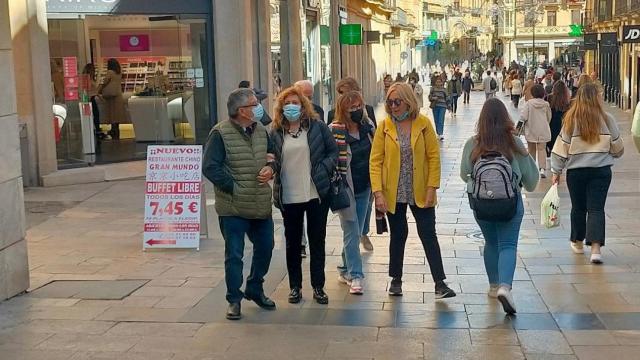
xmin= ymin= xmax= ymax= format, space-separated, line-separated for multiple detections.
xmin=349 ymin=109 xmax=364 ymax=122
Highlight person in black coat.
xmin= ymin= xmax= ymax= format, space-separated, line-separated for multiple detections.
xmin=294 ymin=80 xmax=324 ymax=122
xmin=461 ymin=70 xmax=474 ymax=104
xmin=327 ymin=77 xmax=376 ymax=126
xmin=239 ymin=80 xmax=272 ymax=125
xmin=270 ymin=86 xmax=338 ymax=305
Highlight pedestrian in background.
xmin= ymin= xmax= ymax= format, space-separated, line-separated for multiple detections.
xmin=551 ymin=83 xmax=624 ymax=264
xmin=97 ymin=58 xmax=127 ymax=140
xmin=546 ymin=81 xmax=571 ymax=157
xmin=370 ymin=83 xmax=456 ymax=299
xmin=461 ymin=70 xmax=474 ymax=104
xmin=270 ymin=87 xmax=338 ymax=305
xmin=633 ymin=101 xmax=640 ymax=152
xmin=510 ymin=73 xmax=523 ymax=109
xmin=482 ymin=70 xmax=496 ymax=99
xmin=520 ymin=84 xmax=552 ymax=178
xmin=409 ymin=75 xmax=424 ymax=110
xmin=295 ymin=80 xmax=325 ymax=123
xmin=523 ymin=74 xmax=535 ymax=102
xmin=203 ymin=88 xmax=277 ymax=320
xmin=239 ymin=80 xmax=272 ymax=126
xmin=447 ymin=71 xmax=462 ymax=116
xmin=460 ymin=98 xmax=539 ymax=314
xmin=330 ymin=90 xmax=376 ymax=295
xmin=429 ymin=75 xmax=449 ymax=141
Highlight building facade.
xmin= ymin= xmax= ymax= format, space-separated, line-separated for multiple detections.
xmin=447 ymin=0 xmax=495 ymax=60
xmin=1 ymin=0 xmax=30 ymax=301
xmin=498 ymin=0 xmax=585 ymax=68
xmin=584 ymin=0 xmax=640 ymax=110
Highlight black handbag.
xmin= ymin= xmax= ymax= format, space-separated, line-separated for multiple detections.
xmin=328 ymin=171 xmax=350 ymax=211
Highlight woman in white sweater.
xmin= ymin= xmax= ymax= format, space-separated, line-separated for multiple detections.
xmin=551 ymin=83 xmax=624 ymax=263
xmin=520 ymin=84 xmax=552 ymax=177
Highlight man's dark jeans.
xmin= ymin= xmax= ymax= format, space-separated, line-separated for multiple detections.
xmin=386 ymin=204 xmax=446 ymax=283
xmin=219 ymin=216 xmax=274 ymax=304
xmin=566 ymin=166 xmax=612 ymax=246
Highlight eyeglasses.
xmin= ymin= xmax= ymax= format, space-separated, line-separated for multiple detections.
xmin=386 ymin=99 xmax=403 ymax=108
xmin=239 ymin=103 xmax=259 ymax=109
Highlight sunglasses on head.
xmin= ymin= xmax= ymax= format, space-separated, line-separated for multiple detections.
xmin=386 ymin=99 xmax=403 ymax=107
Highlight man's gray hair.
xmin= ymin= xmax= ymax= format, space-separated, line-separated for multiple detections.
xmin=227 ymin=88 xmax=256 ymax=118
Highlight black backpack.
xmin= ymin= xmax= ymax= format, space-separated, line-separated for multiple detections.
xmin=468 ymin=152 xmax=518 ymax=221
xmin=490 ymin=78 xmax=497 ymax=91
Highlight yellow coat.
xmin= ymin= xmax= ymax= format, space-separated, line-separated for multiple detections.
xmin=370 ymin=114 xmax=441 ymax=214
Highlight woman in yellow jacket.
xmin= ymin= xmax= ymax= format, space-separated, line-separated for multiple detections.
xmin=370 ymin=83 xmax=456 ymax=299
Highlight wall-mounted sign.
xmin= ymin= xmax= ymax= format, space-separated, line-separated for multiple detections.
xmin=383 ymin=33 xmax=396 ymax=40
xmin=623 ymin=25 xmax=640 ymax=43
xmin=568 ymin=24 xmax=584 ymax=37
xmin=364 ymin=31 xmax=381 ymax=44
xmin=46 ymin=0 xmax=210 ymax=15
xmin=307 ymin=0 xmax=320 ymax=9
xmin=600 ymin=32 xmax=618 ymax=53
xmin=119 ymin=35 xmax=150 ymax=52
xmin=339 ymin=24 xmax=363 ymax=45
xmin=583 ymin=33 xmax=598 ymax=50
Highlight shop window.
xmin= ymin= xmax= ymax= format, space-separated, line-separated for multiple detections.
xmin=48 ymin=15 xmax=211 ymax=166
xmin=547 ymin=11 xmax=556 ymax=26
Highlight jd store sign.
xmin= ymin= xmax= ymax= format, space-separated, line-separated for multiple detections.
xmin=623 ymin=25 xmax=640 ymax=43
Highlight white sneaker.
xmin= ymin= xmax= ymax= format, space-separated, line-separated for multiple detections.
xmin=571 ymin=242 xmax=584 ymax=254
xmin=488 ymin=284 xmax=499 ymax=298
xmin=496 ymin=286 xmax=517 ymax=314
xmin=590 ymin=253 xmax=603 ymax=264
xmin=349 ymin=278 xmax=364 ymax=295
xmin=338 ymin=274 xmax=351 ymax=286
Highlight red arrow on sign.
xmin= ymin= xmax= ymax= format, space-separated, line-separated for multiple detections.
xmin=146 ymin=239 xmax=177 ymax=246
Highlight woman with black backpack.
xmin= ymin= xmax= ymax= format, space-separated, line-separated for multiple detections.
xmin=460 ymin=98 xmax=539 ymax=314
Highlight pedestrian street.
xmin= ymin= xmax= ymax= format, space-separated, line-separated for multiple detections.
xmin=1 ymin=91 xmax=640 ymax=360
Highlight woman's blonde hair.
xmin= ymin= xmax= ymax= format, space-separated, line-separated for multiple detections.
xmin=562 ymin=82 xmax=606 ymax=144
xmin=576 ymin=73 xmax=592 ymax=88
xmin=334 ymin=90 xmax=364 ymax=125
xmin=272 ymin=86 xmax=319 ymax=130
xmin=384 ymin=83 xmax=419 ymax=120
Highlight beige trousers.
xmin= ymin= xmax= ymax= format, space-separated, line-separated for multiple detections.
xmin=528 ymin=142 xmax=546 ymax=170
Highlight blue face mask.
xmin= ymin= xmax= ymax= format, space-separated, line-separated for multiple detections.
xmin=392 ymin=111 xmax=410 ymax=122
xmin=252 ymin=103 xmax=264 ymax=122
xmin=283 ymin=104 xmax=302 ymax=122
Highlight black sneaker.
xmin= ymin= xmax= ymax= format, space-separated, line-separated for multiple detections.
xmin=435 ymin=282 xmax=457 ymax=299
xmin=301 ymin=247 xmax=307 ymax=258
xmin=388 ymin=278 xmax=403 ymax=296
xmin=313 ymin=288 xmax=329 ymax=304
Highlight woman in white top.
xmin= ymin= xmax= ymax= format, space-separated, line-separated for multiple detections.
xmin=270 ymin=87 xmax=338 ymax=305
xmin=510 ymin=73 xmax=523 ymax=109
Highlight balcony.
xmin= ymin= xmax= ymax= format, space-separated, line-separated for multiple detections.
xmin=391 ymin=8 xmax=417 ymax=29
xmin=516 ymin=25 xmax=574 ymax=37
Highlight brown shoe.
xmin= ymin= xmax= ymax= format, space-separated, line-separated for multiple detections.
xmin=360 ymin=235 xmax=373 ymax=251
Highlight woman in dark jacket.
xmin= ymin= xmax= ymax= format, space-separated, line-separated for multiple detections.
xmin=270 ymin=86 xmax=338 ymax=305
xmin=546 ymin=81 xmax=571 ymax=157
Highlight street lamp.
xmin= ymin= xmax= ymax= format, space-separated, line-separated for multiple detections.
xmin=524 ymin=5 xmax=544 ymax=68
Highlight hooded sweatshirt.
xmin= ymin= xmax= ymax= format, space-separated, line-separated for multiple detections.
xmin=520 ymin=98 xmax=552 ymax=143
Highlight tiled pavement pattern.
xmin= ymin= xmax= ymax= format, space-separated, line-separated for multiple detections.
xmin=2 ymin=91 xmax=640 ymax=359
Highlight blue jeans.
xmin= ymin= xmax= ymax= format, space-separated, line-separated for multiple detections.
xmin=432 ymin=106 xmax=446 ymax=136
xmin=475 ymin=196 xmax=524 ymax=288
xmin=337 ymin=188 xmax=371 ymax=279
xmin=218 ymin=216 xmax=274 ymax=303
xmin=361 ymin=195 xmax=373 ymax=236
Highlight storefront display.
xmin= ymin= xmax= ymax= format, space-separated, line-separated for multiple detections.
xmin=47 ymin=1 xmax=214 ymax=167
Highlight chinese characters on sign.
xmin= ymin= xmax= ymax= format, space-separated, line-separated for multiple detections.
xmin=143 ymin=145 xmax=203 ymax=250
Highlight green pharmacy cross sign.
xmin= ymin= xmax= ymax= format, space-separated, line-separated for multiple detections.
xmin=428 ymin=31 xmax=438 ymax=40
xmin=339 ymin=24 xmax=363 ymax=45
xmin=569 ymin=24 xmax=584 ymax=37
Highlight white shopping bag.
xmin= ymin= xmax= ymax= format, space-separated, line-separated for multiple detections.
xmin=541 ymin=184 xmax=560 ymax=229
